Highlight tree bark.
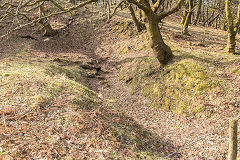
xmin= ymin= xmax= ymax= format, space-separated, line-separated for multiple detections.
xmin=221 ymin=19 xmax=227 ymax=31
xmin=43 ymin=23 xmax=58 ymax=37
xmin=128 ymin=4 xmax=145 ymax=32
xmin=39 ymin=5 xmax=57 ymax=37
xmin=126 ymin=0 xmax=184 ymax=65
xmin=228 ymin=118 xmax=238 ymax=160
xmin=226 ymin=31 xmax=237 ymax=54
xmin=181 ymin=2 xmax=187 ymax=24
xmin=146 ymin=13 xmax=174 ymax=65
xmin=225 ymin=0 xmax=240 ymax=54
xmin=193 ymin=0 xmax=202 ymax=25
xmin=182 ymin=0 xmax=193 ymax=35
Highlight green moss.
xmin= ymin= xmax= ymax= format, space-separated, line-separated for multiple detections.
xmin=45 ymin=64 xmax=87 ymax=84
xmin=113 ymin=21 xmax=132 ymax=34
xmin=2 ymin=73 xmax=10 ymax=77
xmin=0 ymin=56 xmax=98 ymax=111
xmin=120 ymin=57 xmax=221 ymax=116
xmin=231 ymin=66 xmax=240 ymax=76
xmin=122 ymin=46 xmax=128 ymax=54
xmin=87 ymin=70 xmax=97 ymax=78
xmin=53 ymin=58 xmax=75 ymax=65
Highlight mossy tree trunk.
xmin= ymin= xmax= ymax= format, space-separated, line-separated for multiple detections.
xmin=221 ymin=19 xmax=227 ymax=31
xmin=226 ymin=31 xmax=237 ymax=54
xmin=181 ymin=2 xmax=187 ymax=24
xmin=225 ymin=0 xmax=240 ymax=54
xmin=146 ymin=12 xmax=173 ymax=65
xmin=193 ymin=0 xmax=202 ymax=25
xmin=126 ymin=0 xmax=184 ymax=66
xmin=182 ymin=0 xmax=193 ymax=35
xmin=39 ymin=5 xmax=57 ymax=37
xmin=128 ymin=4 xmax=146 ymax=32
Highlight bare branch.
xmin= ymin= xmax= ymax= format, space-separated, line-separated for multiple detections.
xmin=126 ymin=0 xmax=149 ymax=13
xmin=158 ymin=0 xmax=185 ymax=20
xmin=109 ymin=0 xmax=125 ymax=19
xmin=0 ymin=0 xmax=98 ymax=39
xmin=152 ymin=0 xmax=165 ymax=13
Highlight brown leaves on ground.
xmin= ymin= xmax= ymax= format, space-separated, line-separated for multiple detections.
xmin=0 ymin=100 xmax=176 ymax=159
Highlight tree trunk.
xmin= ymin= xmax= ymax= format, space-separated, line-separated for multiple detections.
xmin=182 ymin=0 xmax=193 ymax=35
xmin=194 ymin=0 xmax=202 ymax=25
xmin=39 ymin=5 xmax=57 ymax=37
xmin=146 ymin=13 xmax=174 ymax=65
xmin=225 ymin=0 xmax=240 ymax=54
xmin=201 ymin=6 xmax=205 ymax=23
xmin=203 ymin=10 xmax=214 ymax=26
xmin=128 ymin=4 xmax=145 ymax=32
xmin=214 ymin=17 xmax=218 ymax=29
xmin=226 ymin=31 xmax=236 ymax=54
xmin=208 ymin=13 xmax=219 ymax=27
xmin=43 ymin=23 xmax=58 ymax=37
xmin=221 ymin=19 xmax=227 ymax=31
xmin=181 ymin=3 xmax=187 ymax=24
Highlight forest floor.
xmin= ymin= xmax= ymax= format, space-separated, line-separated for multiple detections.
xmin=0 ymin=6 xmax=240 ymax=160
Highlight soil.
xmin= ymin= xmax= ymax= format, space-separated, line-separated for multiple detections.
xmin=0 ymin=6 xmax=240 ymax=159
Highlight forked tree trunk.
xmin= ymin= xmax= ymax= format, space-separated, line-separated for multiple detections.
xmin=146 ymin=13 xmax=174 ymax=65
xmin=126 ymin=0 xmax=184 ymax=65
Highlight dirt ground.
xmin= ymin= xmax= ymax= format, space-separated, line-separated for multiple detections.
xmin=0 ymin=6 xmax=240 ymax=159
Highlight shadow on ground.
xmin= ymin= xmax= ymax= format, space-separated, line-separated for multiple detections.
xmin=97 ymin=106 xmax=181 ymax=159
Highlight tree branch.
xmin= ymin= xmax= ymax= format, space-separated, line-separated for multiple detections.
xmin=157 ymin=0 xmax=184 ymax=20
xmin=152 ymin=0 xmax=165 ymax=13
xmin=109 ymin=0 xmax=125 ymax=19
xmin=0 ymin=0 xmax=98 ymax=39
xmin=126 ymin=0 xmax=149 ymax=13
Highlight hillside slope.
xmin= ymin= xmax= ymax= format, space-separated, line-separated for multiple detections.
xmin=0 ymin=6 xmax=239 ymax=159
